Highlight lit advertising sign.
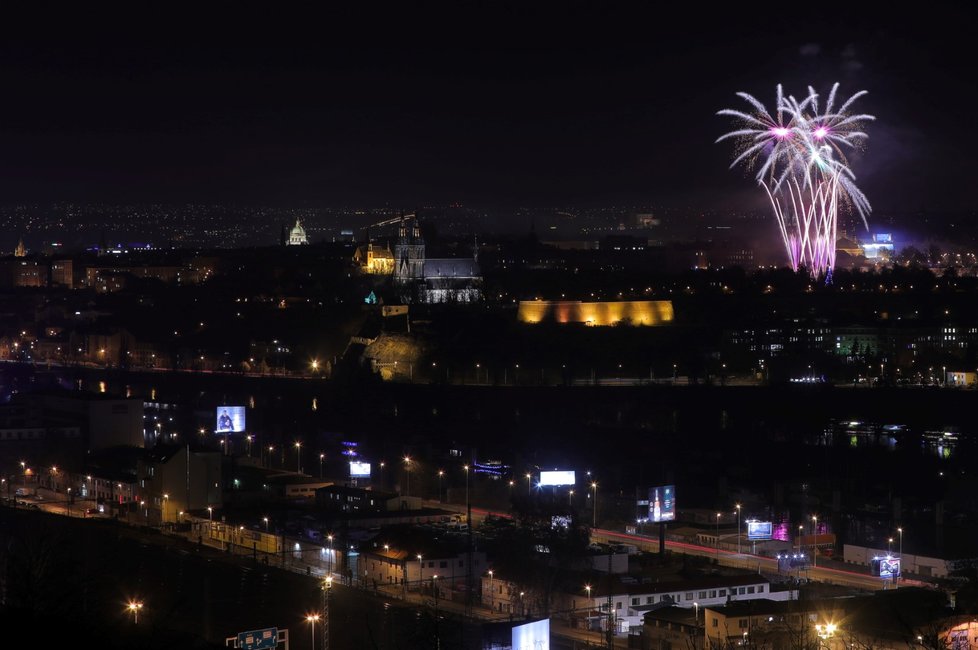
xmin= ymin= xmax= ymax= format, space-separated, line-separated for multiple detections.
xmin=350 ymin=462 xmax=371 ymax=477
xmin=747 ymin=521 xmax=773 ymax=540
xmin=512 ymin=618 xmax=550 ymax=650
xmin=539 ymin=471 xmax=575 ymax=487
xmin=648 ymin=485 xmax=675 ymax=522
xmin=215 ymin=406 xmax=246 ymax=433
xmin=872 ymin=556 xmax=901 ymax=579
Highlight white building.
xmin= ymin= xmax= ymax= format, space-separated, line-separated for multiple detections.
xmin=287 ymin=219 xmax=309 ymax=245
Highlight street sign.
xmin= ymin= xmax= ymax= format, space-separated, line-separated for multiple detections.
xmin=237 ymin=627 xmax=278 ymax=650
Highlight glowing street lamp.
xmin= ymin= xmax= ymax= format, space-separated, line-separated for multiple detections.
xmin=735 ymin=504 xmax=742 ymax=554
xmin=263 ymin=517 xmax=269 ymax=531
xmin=306 ymin=613 xmax=320 ymax=649
xmin=715 ymin=512 xmax=721 ymax=561
xmin=438 ymin=470 xmax=444 ymax=503
xmin=163 ymin=493 xmax=169 ymax=525
xmin=294 ymin=441 xmax=302 ymax=474
xmin=526 ymin=472 xmax=532 ymax=496
xmin=319 ymin=453 xmax=325 ymax=479
xmin=591 ymin=482 xmax=598 ymax=528
xmin=488 ymin=570 xmax=495 ymax=610
xmin=897 ymin=527 xmax=904 ymax=580
xmin=464 ymin=464 xmax=470 ymax=514
xmin=403 ymin=456 xmax=412 ymax=497
xmin=812 ymin=515 xmax=818 ymax=568
xmin=127 ymin=600 xmax=144 ymax=624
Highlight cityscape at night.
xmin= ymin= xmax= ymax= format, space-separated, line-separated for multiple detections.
xmin=2 ymin=7 xmax=978 ymax=650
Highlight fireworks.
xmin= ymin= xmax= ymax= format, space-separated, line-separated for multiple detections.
xmin=717 ymin=83 xmax=874 ymax=277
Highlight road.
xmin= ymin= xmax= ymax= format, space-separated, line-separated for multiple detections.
xmin=426 ymin=500 xmax=919 ymax=592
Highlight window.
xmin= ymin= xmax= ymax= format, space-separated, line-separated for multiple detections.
xmin=698 ymin=591 xmax=707 ymax=599
xmin=739 ymin=619 xmax=748 ymax=629
xmin=738 ymin=587 xmax=746 ymax=595
xmin=757 ymin=585 xmax=764 ymax=593
xmin=458 ymin=560 xmax=463 ymax=567
xmin=439 ymin=561 xmax=447 ymax=568
xmin=747 ymin=586 xmax=755 ymax=594
xmin=632 ymin=598 xmax=640 ymax=606
xmin=647 ymin=597 xmax=653 ymax=605
xmin=719 ymin=590 xmax=726 ymax=597
xmin=712 ymin=618 xmax=719 ymax=628
xmin=710 ymin=590 xmax=717 ymax=598
xmin=686 ymin=592 xmax=694 ymax=600
xmin=616 ymin=602 xmax=622 ymax=610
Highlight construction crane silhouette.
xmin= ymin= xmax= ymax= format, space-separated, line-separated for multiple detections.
xmin=359 ymin=212 xmax=417 ymax=232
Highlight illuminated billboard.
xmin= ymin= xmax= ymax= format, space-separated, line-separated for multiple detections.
xmin=349 ymin=462 xmax=371 ymax=478
xmin=539 ymin=471 xmax=575 ymax=487
xmin=747 ymin=521 xmax=773 ymax=540
xmin=648 ymin=485 xmax=675 ymax=522
xmin=871 ymin=556 xmax=901 ymax=579
xmin=215 ymin=406 xmax=246 ymax=433
xmin=512 ymin=618 xmax=550 ymax=650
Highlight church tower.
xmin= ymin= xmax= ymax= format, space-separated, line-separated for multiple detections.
xmin=394 ymin=213 xmax=425 ymax=282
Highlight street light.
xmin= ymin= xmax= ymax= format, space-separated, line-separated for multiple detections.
xmin=464 ymin=464 xmax=470 ymax=514
xmin=811 ymin=515 xmax=820 ymax=568
xmin=591 ymin=482 xmax=598 ymax=528
xmin=327 ymin=534 xmax=334 ymax=575
xmin=163 ymin=493 xmax=169 ymax=525
xmin=263 ymin=517 xmax=269 ymax=531
xmin=488 ymin=570 xmax=494 ymax=611
xmin=417 ymin=554 xmax=423 ymax=591
xmin=295 ymin=441 xmax=302 ymax=474
xmin=888 ymin=537 xmax=893 ymax=554
xmin=438 ymin=470 xmax=444 ymax=503
xmin=319 ymin=453 xmax=325 ymax=479
xmin=568 ymin=489 xmax=574 ymax=506
xmin=715 ymin=512 xmax=721 ymax=561
xmin=403 ymin=456 xmax=411 ymax=497
xmin=127 ymin=600 xmax=144 ymax=624
xmin=66 ymin=487 xmax=72 ymax=517
xmin=735 ymin=504 xmax=742 ymax=555
xmin=526 ymin=472 xmax=532 ymax=496
xmin=207 ymin=506 xmax=213 ymax=520
xmin=306 ymin=613 xmax=320 ymax=649
xmin=898 ymin=527 xmax=904 ymax=580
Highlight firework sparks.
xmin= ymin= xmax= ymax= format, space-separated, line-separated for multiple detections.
xmin=718 ymin=84 xmax=873 ymax=278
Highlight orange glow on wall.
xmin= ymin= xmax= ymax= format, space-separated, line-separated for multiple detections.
xmin=517 ymin=300 xmax=674 ymax=326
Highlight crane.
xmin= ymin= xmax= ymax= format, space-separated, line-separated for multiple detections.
xmin=359 ymin=212 xmax=417 ymax=231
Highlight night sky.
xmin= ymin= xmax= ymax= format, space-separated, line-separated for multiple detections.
xmin=0 ymin=7 xmax=974 ymax=213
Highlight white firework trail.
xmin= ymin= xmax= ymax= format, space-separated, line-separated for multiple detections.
xmin=717 ymin=84 xmax=874 ymax=278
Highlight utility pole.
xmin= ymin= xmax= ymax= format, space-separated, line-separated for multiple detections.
xmin=606 ymin=551 xmax=614 ymax=649
xmin=321 ymin=575 xmax=332 ymax=650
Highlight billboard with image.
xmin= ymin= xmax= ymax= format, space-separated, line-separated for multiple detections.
xmin=648 ymin=485 xmax=676 ymax=522
xmin=349 ymin=462 xmax=371 ymax=478
xmin=512 ymin=618 xmax=550 ymax=650
xmin=872 ymin=556 xmax=901 ymax=578
xmin=215 ymin=406 xmax=246 ymax=433
xmin=747 ymin=521 xmax=773 ymax=540
xmin=539 ymin=471 xmax=575 ymax=487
